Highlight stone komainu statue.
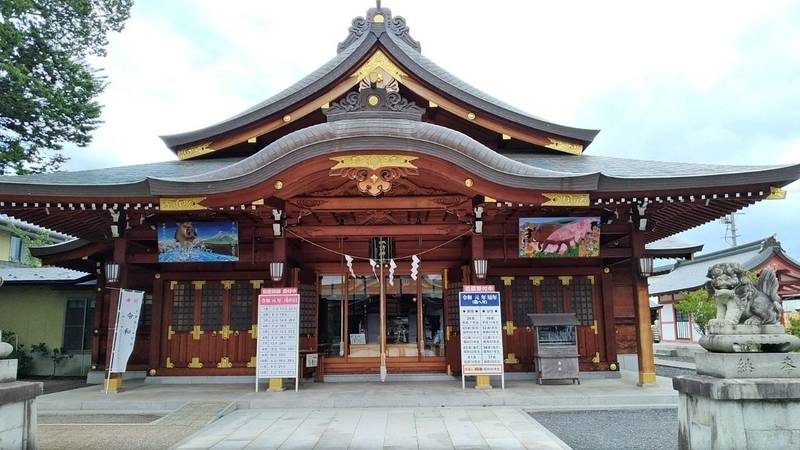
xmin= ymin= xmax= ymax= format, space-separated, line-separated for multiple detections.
xmin=706 ymin=262 xmax=783 ymax=327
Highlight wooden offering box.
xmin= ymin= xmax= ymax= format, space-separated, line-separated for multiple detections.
xmin=528 ymin=313 xmax=581 ymax=385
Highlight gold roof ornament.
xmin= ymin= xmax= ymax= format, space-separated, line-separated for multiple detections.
xmin=545 ymin=137 xmax=583 ymax=155
xmin=159 ymin=197 xmax=207 ymax=211
xmin=541 ymin=193 xmax=590 ymax=207
xmin=351 ymin=50 xmax=408 ymax=84
xmin=329 ymin=154 xmax=418 ymax=170
xmin=767 ymin=186 xmax=787 ymax=200
xmin=177 ymin=142 xmax=214 ymax=160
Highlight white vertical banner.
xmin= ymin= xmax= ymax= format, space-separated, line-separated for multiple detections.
xmin=109 ymin=289 xmax=145 ymax=373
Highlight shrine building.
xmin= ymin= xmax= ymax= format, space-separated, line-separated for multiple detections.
xmin=1 ymin=4 xmax=798 ymax=388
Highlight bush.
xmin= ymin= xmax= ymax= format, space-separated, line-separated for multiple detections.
xmin=787 ymin=318 xmax=800 ymax=339
xmin=31 ymin=343 xmax=73 ymax=378
xmin=675 ymin=289 xmax=716 ymax=335
xmin=1 ymin=331 xmax=34 ymax=376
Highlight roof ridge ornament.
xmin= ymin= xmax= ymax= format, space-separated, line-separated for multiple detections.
xmin=324 ymin=87 xmax=424 ymax=122
xmin=337 ymin=4 xmax=421 ymax=54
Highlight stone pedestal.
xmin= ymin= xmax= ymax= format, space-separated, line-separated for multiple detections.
xmin=675 ymin=352 xmax=800 ymax=450
xmin=0 ymin=359 xmax=42 ymax=450
xmin=699 ymin=324 xmax=800 ymax=353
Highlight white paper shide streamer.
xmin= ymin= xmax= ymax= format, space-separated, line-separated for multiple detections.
xmin=345 ymin=255 xmax=356 ymax=278
xmin=410 ymin=255 xmax=420 ymax=280
xmin=388 ymin=259 xmax=397 ymax=286
xmin=369 ymin=259 xmax=378 ymax=280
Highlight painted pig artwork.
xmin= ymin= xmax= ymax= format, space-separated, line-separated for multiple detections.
xmin=519 ymin=217 xmax=600 ymax=258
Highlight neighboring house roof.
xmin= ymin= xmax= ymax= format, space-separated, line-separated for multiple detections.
xmin=644 ymin=236 xmax=704 ymax=259
xmin=648 ymin=236 xmax=799 ymax=295
xmin=0 ymin=214 xmax=73 ymax=242
xmin=159 ymin=5 xmax=599 ymax=152
xmin=0 ymin=265 xmax=92 ymax=285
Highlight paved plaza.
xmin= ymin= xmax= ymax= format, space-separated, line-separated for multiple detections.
xmin=35 ymin=373 xmax=678 ymax=449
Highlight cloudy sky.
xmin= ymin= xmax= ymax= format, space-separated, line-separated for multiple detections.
xmin=64 ymin=0 xmax=800 ymax=257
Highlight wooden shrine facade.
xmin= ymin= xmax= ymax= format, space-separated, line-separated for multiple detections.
xmin=1 ymin=4 xmax=799 ymax=385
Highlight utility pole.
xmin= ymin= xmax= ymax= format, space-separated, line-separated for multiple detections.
xmin=721 ymin=213 xmax=742 ymax=247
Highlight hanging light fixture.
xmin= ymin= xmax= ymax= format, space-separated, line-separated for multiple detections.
xmin=638 ymin=256 xmax=654 ymax=278
xmin=105 ymin=262 xmax=120 ymax=284
xmin=473 ymin=259 xmax=488 ymax=280
xmin=270 ymin=262 xmax=284 ymax=282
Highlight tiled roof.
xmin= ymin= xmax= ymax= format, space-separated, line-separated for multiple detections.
xmin=0 ymin=265 xmax=91 ymax=285
xmin=648 ymin=237 xmax=785 ymax=295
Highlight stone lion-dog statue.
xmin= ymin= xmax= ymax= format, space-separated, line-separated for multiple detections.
xmin=705 ymin=262 xmax=782 ymax=328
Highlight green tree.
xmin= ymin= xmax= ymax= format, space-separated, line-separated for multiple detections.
xmin=675 ymin=288 xmax=717 ymax=335
xmin=31 ymin=342 xmax=73 ymax=378
xmin=0 ymin=0 xmax=133 ymax=175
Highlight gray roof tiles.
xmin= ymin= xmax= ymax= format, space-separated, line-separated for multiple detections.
xmin=0 ymin=265 xmax=91 ymax=284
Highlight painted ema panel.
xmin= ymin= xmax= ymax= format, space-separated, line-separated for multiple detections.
xmin=158 ymin=221 xmax=239 ymax=262
xmin=519 ymin=216 xmax=600 ymax=258
xmin=256 ymin=288 xmax=300 ymax=380
xmin=459 ymin=288 xmax=504 ymax=375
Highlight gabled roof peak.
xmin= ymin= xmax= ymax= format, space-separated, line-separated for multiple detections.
xmin=338 ymin=3 xmax=420 ymax=54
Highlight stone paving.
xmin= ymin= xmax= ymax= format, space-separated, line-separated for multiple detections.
xmin=173 ymin=407 xmax=570 ymax=450
xmin=39 ymin=401 xmax=232 ymax=450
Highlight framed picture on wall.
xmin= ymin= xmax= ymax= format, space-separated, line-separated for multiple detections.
xmin=519 ymin=217 xmax=600 ymax=258
xmin=157 ymin=221 xmax=239 ymax=262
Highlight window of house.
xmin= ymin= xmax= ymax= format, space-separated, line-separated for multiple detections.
xmin=63 ymin=298 xmax=95 ymax=353
xmin=9 ymin=235 xmax=23 ymax=262
xmin=171 ymin=282 xmax=195 ymax=332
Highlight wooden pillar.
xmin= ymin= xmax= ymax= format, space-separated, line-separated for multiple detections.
xmin=631 ymin=231 xmax=656 ymax=386
xmin=104 ymin=237 xmax=128 ymax=392
xmin=600 ymin=269 xmax=618 ymax=368
xmin=91 ymin=262 xmax=104 ymax=369
xmin=147 ymin=273 xmax=164 ymax=375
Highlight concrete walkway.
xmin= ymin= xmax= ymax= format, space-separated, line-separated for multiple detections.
xmin=38 ymin=372 xmax=677 ymax=413
xmin=173 ymin=407 xmax=570 ymax=450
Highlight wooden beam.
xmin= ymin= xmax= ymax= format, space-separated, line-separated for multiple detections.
xmin=287 ymin=224 xmax=471 ymax=237
xmin=288 ymin=195 xmax=470 ymax=211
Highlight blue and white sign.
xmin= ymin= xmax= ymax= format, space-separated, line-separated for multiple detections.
xmin=459 ymin=286 xmax=504 ymax=381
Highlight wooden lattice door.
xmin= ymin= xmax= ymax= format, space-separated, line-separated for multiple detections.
xmin=568 ymin=276 xmax=602 ymax=367
xmin=444 ymin=267 xmax=464 ymax=376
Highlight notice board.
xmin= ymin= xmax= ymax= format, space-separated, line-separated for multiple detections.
xmin=256 ymin=287 xmax=300 ymax=391
xmin=458 ymin=285 xmax=504 ymax=387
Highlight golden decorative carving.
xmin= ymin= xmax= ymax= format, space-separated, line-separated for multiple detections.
xmin=466 ymin=112 xmax=476 ymax=120
xmin=501 ymin=276 xmax=514 ymax=286
xmin=587 ymin=275 xmax=595 ymax=285
xmin=603 ymin=267 xmax=611 ymax=274
xmin=192 ymin=281 xmax=206 ymax=290
xmin=160 ymin=197 xmax=207 ymax=211
xmin=191 ymin=325 xmax=204 ymax=340
xmin=464 ymin=178 xmax=474 ymax=188
xmin=428 ymin=100 xmax=438 ymax=108
xmin=529 ymin=276 xmax=543 ymax=286
xmin=155 ymin=273 xmax=161 ymax=279
xmin=501 ymin=134 xmax=511 ymax=140
xmin=250 ymin=280 xmax=263 ymax=289
xmin=148 ymin=369 xmax=156 ymax=376
xmin=249 ymin=324 xmax=258 ymax=339
xmin=767 ymin=186 xmax=787 ymax=200
xmin=351 ymin=50 xmax=408 ymax=83
xmin=177 ymin=142 xmax=214 ymax=160
xmin=541 ymin=193 xmax=590 ymax=207
xmin=503 ymin=321 xmax=517 ymax=336
xmin=220 ymin=325 xmax=232 ymax=340
xmin=373 ymin=13 xmax=385 ymax=23
xmin=169 ymin=281 xmax=178 ymax=290
xmin=247 ymin=137 xmax=257 ymax=143
xmin=330 ymin=154 xmax=417 ymax=170
xmin=221 ymin=280 xmax=234 ymax=290
xmin=167 ymin=325 xmax=175 ymax=340
xmin=330 ymin=155 xmax=419 ymax=197
xmin=188 ymin=357 xmax=203 ymax=369
xmin=217 ymin=357 xmax=232 ymax=369
xmin=610 ymin=362 xmax=618 ymax=371
xmin=558 ymin=276 xmax=572 ymax=286
xmin=368 ymin=95 xmax=380 ymax=106
xmin=282 ymin=114 xmax=292 ymax=123
xmin=274 ymin=180 xmax=284 ymax=190
xmin=592 ymin=352 xmax=600 ymax=364
xmin=165 ymin=357 xmax=175 ymax=368
xmin=504 ymin=353 xmax=520 ymax=364
xmin=544 ymin=137 xmax=583 ymax=155
xmin=445 ymin=325 xmax=452 ymax=341
xmin=590 ymin=320 xmax=599 ymax=335
xmin=484 ymin=196 xmax=496 ymax=203
xmin=247 ymin=356 xmax=257 ymax=368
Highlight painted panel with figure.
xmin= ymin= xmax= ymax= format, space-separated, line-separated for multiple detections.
xmin=519 ymin=217 xmax=600 ymax=258
xmin=158 ymin=221 xmax=239 ymax=262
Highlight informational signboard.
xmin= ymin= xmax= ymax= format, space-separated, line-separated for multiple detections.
xmin=256 ymin=287 xmax=300 ymax=392
xmin=459 ymin=285 xmax=504 ymax=389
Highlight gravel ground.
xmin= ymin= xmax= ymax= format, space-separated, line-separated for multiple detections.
xmin=655 ymin=365 xmax=695 ymax=379
xmin=529 ymin=409 xmax=678 ymax=450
